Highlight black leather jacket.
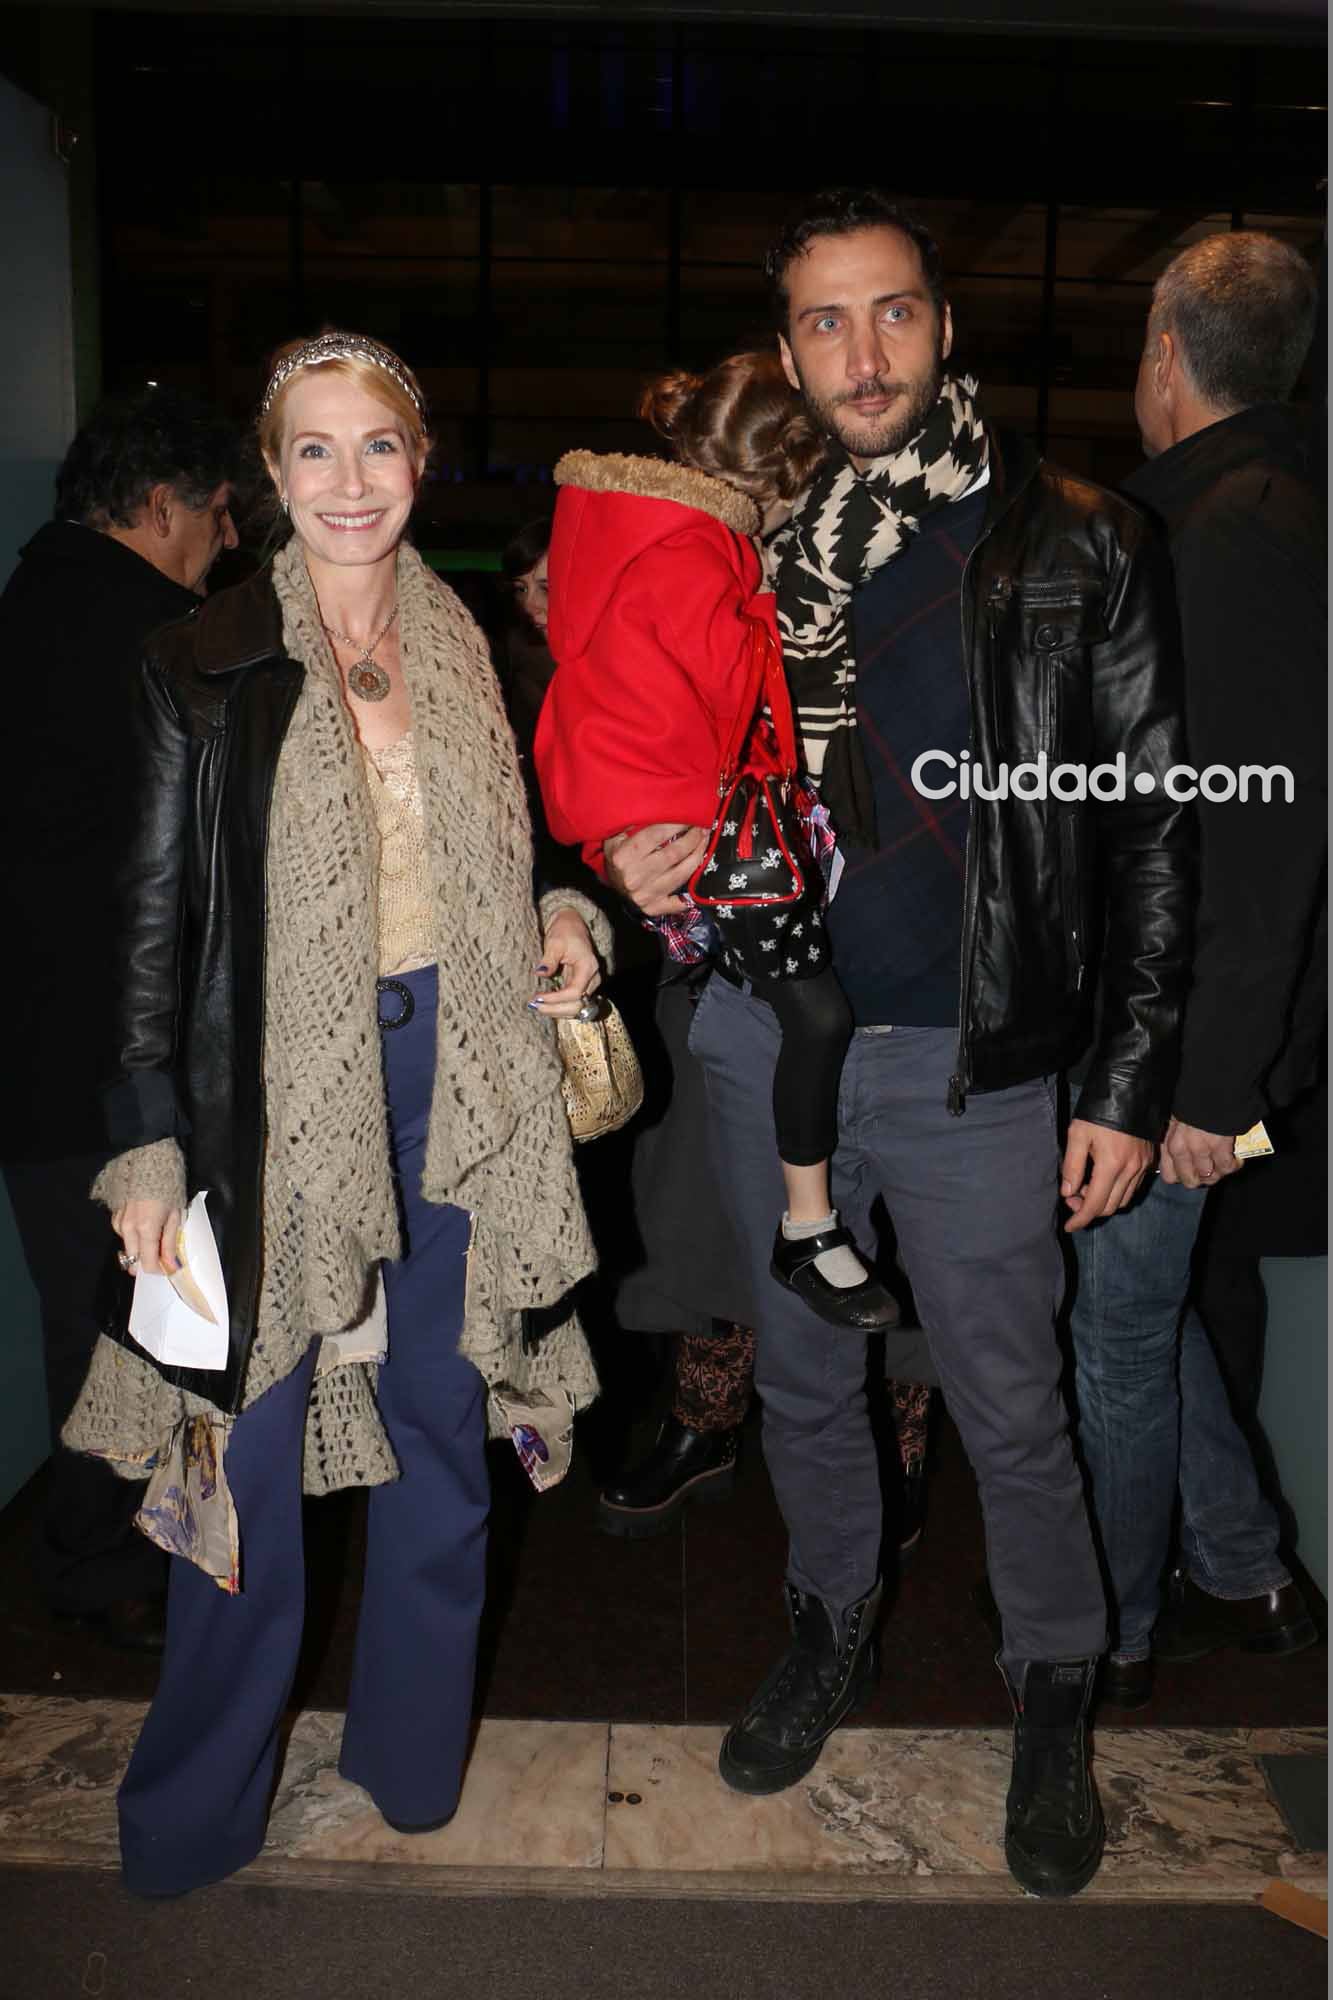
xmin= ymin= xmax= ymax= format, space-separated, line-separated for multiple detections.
xmin=101 ymin=570 xmax=303 ymax=1413
xmin=951 ymin=430 xmax=1192 ymax=1139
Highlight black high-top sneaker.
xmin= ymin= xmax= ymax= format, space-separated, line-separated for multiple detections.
xmin=1000 ymin=1657 xmax=1104 ymax=1898
xmin=718 ymin=1581 xmax=881 ymax=1795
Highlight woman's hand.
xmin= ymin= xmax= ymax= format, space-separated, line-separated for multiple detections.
xmin=530 ymin=909 xmax=603 ymax=1019
xmin=112 ymin=1200 xmax=181 ymax=1277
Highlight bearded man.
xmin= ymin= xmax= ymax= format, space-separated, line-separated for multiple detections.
xmin=603 ymin=189 xmax=1193 ymax=1898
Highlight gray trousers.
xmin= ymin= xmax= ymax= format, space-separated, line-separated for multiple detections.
xmin=689 ymin=974 xmax=1106 ymax=1672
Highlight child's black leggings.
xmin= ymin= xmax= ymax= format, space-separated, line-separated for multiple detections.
xmin=749 ymin=966 xmax=853 ymax=1169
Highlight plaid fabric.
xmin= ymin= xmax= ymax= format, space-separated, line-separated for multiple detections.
xmin=771 ymin=376 xmax=987 ymax=851
xmin=651 ymin=901 xmax=717 ymax=968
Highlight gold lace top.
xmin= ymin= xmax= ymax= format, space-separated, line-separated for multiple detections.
xmin=362 ymin=731 xmax=435 ymax=976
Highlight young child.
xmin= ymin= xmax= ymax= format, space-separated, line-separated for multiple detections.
xmin=534 ymin=353 xmax=896 ymax=1333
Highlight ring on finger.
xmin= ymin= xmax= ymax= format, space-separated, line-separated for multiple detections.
xmin=117 ymin=1249 xmax=140 ymax=1272
xmin=576 ymin=997 xmax=599 ymax=1023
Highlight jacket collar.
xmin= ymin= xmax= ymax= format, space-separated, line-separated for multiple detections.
xmin=554 ymin=449 xmax=761 ymax=537
xmin=191 ymin=560 xmax=291 ymax=676
xmin=18 ymin=519 xmax=198 ymax=614
xmin=1122 ymin=403 xmax=1319 ymax=515
xmin=980 ymin=426 xmax=1042 ymax=539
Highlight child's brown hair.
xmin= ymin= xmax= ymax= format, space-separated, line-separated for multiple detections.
xmin=638 ymin=351 xmax=825 ymax=504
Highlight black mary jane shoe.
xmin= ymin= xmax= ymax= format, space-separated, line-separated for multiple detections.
xmin=770 ymin=1224 xmax=900 ymax=1332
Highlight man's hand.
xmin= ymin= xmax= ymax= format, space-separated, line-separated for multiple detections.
xmin=603 ymin=821 xmax=710 ymax=917
xmin=1060 ymin=1118 xmax=1154 ymax=1232
xmin=1159 ymin=1115 xmax=1243 ymax=1190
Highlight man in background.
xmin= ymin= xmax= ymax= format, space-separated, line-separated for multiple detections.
xmin=0 ymin=387 xmax=239 ymax=1651
xmin=1071 ymin=232 xmax=1323 ymax=1708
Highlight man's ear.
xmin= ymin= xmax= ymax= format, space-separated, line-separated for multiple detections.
xmin=147 ymin=483 xmax=176 ymax=540
xmin=940 ymin=300 xmax=954 ymax=364
xmin=777 ymin=334 xmax=800 ymax=393
xmin=1153 ymin=329 xmax=1176 ymax=398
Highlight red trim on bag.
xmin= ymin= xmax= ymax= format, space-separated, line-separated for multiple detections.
xmin=688 ymin=774 xmax=807 ymax=909
xmin=686 ymin=618 xmax=813 ymax=914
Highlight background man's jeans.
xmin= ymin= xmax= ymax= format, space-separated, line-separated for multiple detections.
xmin=689 ymin=974 xmax=1106 ymax=1677
xmin=1070 ymin=1173 xmax=1289 ymax=1660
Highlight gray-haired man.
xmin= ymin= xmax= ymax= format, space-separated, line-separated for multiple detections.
xmin=1071 ymin=231 xmax=1323 ymax=1710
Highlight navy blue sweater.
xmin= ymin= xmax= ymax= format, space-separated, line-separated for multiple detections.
xmin=825 ymin=483 xmax=988 ymax=1027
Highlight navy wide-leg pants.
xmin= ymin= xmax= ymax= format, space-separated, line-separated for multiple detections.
xmin=118 ymin=966 xmax=489 ymax=1896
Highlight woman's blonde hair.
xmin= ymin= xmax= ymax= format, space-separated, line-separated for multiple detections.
xmin=638 ymin=351 xmax=824 ymax=503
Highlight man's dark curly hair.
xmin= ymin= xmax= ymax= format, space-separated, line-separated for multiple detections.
xmin=55 ymin=386 xmax=241 ymax=529
xmin=764 ymin=189 xmax=946 ymax=330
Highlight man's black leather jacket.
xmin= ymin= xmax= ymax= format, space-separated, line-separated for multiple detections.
xmin=949 ymin=429 xmax=1193 ymax=1139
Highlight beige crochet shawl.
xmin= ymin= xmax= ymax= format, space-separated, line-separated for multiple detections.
xmin=68 ymin=541 xmax=606 ymax=1493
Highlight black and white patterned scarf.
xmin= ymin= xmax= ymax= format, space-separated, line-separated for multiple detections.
xmin=771 ymin=374 xmax=988 ymax=850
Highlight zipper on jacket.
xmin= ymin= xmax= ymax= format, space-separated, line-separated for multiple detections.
xmin=1059 ymin=812 xmax=1085 ymax=991
xmin=949 ymin=564 xmax=1010 ymax=1116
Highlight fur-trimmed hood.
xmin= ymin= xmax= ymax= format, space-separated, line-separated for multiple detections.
xmin=554 ymin=449 xmax=761 ymax=537
xmin=537 ymin=447 xmax=775 ymax=858
xmin=549 ymin=449 xmax=762 ymax=672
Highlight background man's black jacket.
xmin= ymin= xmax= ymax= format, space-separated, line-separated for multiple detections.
xmin=1124 ymin=405 xmax=1326 ymax=1136
xmin=0 ymin=523 xmax=196 ymax=1161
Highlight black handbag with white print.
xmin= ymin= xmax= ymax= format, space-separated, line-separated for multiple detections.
xmin=687 ymin=616 xmax=831 ymax=985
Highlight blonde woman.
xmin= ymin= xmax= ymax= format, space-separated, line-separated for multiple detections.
xmin=66 ymin=332 xmax=608 ymax=1896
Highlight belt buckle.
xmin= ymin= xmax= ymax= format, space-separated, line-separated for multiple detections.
xmin=376 ymin=977 xmax=415 ymax=1031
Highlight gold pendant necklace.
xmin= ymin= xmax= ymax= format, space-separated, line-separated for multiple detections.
xmin=322 ymin=602 xmax=400 ymax=702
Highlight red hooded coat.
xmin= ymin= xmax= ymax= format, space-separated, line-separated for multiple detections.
xmin=534 ymin=450 xmax=778 ymax=875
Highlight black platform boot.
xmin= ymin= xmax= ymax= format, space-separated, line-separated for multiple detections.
xmin=718 ymin=1581 xmax=881 ymax=1795
xmin=1000 ymin=1657 xmax=1104 ymax=1898
xmin=596 ymin=1418 xmax=738 ymax=1538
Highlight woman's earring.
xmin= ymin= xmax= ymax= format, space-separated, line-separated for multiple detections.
xmin=280 ymin=494 xmax=290 ymax=516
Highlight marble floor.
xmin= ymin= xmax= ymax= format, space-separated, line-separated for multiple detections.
xmin=0 ymin=1694 xmax=1325 ymax=1904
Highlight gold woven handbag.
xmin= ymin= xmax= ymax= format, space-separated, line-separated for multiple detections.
xmin=555 ymin=999 xmax=644 ymax=1143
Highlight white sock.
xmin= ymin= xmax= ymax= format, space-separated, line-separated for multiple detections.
xmin=781 ymin=1209 xmax=867 ymax=1289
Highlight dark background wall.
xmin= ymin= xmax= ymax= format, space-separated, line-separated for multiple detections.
xmin=0 ymin=4 xmax=1325 ymax=555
